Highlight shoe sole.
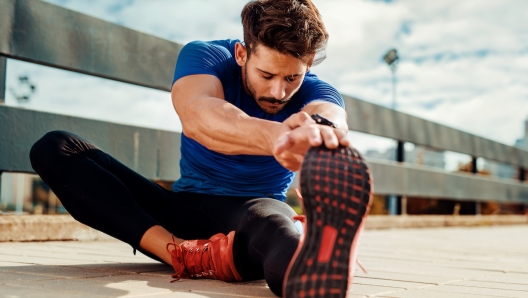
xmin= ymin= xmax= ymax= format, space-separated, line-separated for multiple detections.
xmin=283 ymin=145 xmax=372 ymax=298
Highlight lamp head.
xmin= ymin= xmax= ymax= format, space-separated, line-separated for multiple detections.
xmin=383 ymin=49 xmax=398 ymax=65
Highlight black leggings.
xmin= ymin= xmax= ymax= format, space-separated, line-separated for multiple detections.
xmin=29 ymin=130 xmax=300 ymax=296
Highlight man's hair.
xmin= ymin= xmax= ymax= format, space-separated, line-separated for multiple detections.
xmin=241 ymin=0 xmax=329 ymax=65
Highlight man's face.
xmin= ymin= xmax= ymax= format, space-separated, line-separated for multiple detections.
xmin=236 ymin=43 xmax=312 ymax=114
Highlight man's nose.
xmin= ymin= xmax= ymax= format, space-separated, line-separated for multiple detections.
xmin=269 ymin=80 xmax=286 ymax=100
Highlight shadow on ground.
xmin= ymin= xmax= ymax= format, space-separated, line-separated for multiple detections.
xmin=0 ymin=262 xmax=273 ymax=297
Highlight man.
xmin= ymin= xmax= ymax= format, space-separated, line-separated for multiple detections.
xmin=30 ymin=0 xmax=372 ymax=297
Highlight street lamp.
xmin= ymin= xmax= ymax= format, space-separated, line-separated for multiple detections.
xmin=383 ymin=49 xmax=399 ymax=110
xmin=383 ymin=49 xmax=403 ymax=215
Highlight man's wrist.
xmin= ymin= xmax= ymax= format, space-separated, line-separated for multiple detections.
xmin=258 ymin=120 xmax=283 ymax=155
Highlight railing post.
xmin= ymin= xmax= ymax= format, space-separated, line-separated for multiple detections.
xmin=471 ymin=157 xmax=478 ymax=174
xmin=396 ymin=141 xmax=405 ymax=163
xmin=388 ymin=141 xmax=405 ymax=215
xmin=0 ymin=55 xmax=6 ymax=104
xmin=470 ymin=157 xmax=480 ymax=214
xmin=397 ymin=141 xmax=406 ymax=215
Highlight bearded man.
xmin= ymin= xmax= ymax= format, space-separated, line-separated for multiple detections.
xmin=30 ymin=0 xmax=372 ymax=297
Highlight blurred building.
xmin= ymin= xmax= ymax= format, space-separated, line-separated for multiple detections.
xmin=482 ymin=161 xmax=516 ymax=179
xmin=365 ymin=146 xmax=445 ymax=169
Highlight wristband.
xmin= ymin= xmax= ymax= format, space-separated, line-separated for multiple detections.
xmin=311 ymin=113 xmax=338 ymax=129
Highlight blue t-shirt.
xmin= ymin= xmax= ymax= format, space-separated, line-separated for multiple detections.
xmin=171 ymin=39 xmax=344 ymax=201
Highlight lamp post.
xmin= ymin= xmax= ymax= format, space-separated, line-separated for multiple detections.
xmin=383 ymin=49 xmax=404 ymax=215
xmin=383 ymin=49 xmax=399 ymax=109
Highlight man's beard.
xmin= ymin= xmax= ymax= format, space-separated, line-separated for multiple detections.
xmin=244 ymin=67 xmax=291 ymax=115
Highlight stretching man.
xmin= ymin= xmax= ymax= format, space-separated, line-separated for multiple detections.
xmin=30 ymin=0 xmax=372 ymax=297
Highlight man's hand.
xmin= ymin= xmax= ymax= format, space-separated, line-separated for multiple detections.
xmin=271 ymin=112 xmax=350 ymax=171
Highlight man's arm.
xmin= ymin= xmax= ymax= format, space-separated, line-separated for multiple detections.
xmin=301 ymin=101 xmax=349 ymax=132
xmin=272 ymin=101 xmax=350 ymax=170
xmin=171 ymin=74 xmax=314 ymax=156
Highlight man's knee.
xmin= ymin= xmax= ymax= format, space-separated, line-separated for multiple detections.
xmin=30 ymin=130 xmax=73 ymax=170
xmin=244 ymin=201 xmax=297 ymax=234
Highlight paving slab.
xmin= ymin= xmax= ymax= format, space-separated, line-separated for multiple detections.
xmin=1 ymin=225 xmax=527 ymax=297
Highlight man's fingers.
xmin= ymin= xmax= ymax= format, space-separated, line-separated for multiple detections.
xmin=320 ymin=127 xmax=339 ymax=149
xmin=284 ymin=111 xmax=315 ymax=129
xmin=335 ymin=129 xmax=350 ymax=147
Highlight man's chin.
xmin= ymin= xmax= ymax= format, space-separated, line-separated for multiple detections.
xmin=259 ymin=106 xmax=284 ymax=115
xmin=258 ymin=102 xmax=287 ymax=115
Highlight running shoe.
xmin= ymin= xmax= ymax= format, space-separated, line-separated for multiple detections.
xmin=283 ymin=145 xmax=373 ymax=298
xmin=167 ymin=231 xmax=242 ymax=282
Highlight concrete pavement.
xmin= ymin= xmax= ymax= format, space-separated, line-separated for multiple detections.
xmin=1 ymin=225 xmax=528 ymax=297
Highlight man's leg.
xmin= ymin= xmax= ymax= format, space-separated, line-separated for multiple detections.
xmin=193 ymin=195 xmax=299 ymax=295
xmin=29 ymin=130 xmax=198 ymax=264
xmin=199 ymin=146 xmax=372 ymax=297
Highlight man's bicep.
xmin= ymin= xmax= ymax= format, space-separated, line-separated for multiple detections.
xmin=302 ymin=101 xmax=348 ymax=130
xmin=171 ymin=74 xmax=225 ymax=115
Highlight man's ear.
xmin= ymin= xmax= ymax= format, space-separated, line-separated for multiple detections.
xmin=235 ymin=42 xmax=248 ymax=67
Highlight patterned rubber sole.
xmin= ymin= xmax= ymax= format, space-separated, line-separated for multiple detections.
xmin=283 ymin=145 xmax=372 ymax=298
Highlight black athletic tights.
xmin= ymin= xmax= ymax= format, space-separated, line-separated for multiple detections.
xmin=29 ymin=130 xmax=300 ymax=296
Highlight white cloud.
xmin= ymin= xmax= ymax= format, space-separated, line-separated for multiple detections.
xmin=7 ymin=0 xmax=528 ymax=155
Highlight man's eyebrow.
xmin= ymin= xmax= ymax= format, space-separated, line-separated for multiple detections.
xmin=257 ymin=68 xmax=302 ymax=77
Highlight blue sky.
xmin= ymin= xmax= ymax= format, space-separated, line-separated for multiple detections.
xmin=5 ymin=0 xmax=528 ymax=169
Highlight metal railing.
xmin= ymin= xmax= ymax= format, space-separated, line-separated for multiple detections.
xmin=1 ymin=0 xmax=527 ymax=213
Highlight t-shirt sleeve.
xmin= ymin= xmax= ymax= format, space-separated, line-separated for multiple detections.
xmin=172 ymin=40 xmax=235 ymax=86
xmin=297 ymin=73 xmax=345 ymax=109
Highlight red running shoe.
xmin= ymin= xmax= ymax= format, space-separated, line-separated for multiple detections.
xmin=283 ymin=145 xmax=373 ymax=298
xmin=166 ymin=231 xmax=242 ymax=282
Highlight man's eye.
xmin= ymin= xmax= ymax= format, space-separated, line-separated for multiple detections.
xmin=263 ymin=76 xmax=273 ymax=80
xmin=286 ymin=76 xmax=296 ymax=83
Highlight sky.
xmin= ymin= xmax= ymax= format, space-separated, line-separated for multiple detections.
xmin=5 ymin=0 xmax=528 ymax=171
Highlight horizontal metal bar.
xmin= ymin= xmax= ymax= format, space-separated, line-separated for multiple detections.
xmin=1 ymin=0 xmax=527 ymax=168
xmin=344 ymin=95 xmax=528 ymax=168
xmin=0 ymin=105 xmax=181 ymax=181
xmin=367 ymin=158 xmax=528 ymax=203
xmin=0 ymin=0 xmax=181 ymax=92
xmin=2 ymin=106 xmax=527 ymax=203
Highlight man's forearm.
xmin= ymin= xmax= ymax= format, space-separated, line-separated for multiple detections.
xmin=179 ymin=96 xmax=281 ymax=155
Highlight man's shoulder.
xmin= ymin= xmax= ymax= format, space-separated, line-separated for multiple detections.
xmin=174 ymin=39 xmax=241 ymax=86
xmin=181 ymin=39 xmax=239 ymax=58
xmin=293 ymin=71 xmax=344 ymax=108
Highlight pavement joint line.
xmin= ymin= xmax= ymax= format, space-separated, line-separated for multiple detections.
xmin=443 ymin=283 xmax=528 ymax=293
xmin=464 ymin=280 xmax=528 ymax=287
xmin=4 ymin=246 xmax=139 ymax=258
xmin=360 ymin=254 xmax=528 ymax=264
xmin=363 ymin=262 xmax=521 ymax=274
xmin=362 ymin=268 xmax=501 ymax=279
xmin=63 ymin=263 xmax=170 ymax=274
xmin=3 ymin=281 xmax=109 ymax=297
xmin=0 ymin=268 xmax=115 ymax=280
xmin=0 ymin=251 xmax=125 ymax=263
xmin=353 ymin=282 xmax=406 ymax=290
xmin=352 ymin=276 xmax=437 ymax=285
xmin=418 ymin=286 xmax=522 ymax=297
xmin=190 ymin=290 xmax=268 ymax=298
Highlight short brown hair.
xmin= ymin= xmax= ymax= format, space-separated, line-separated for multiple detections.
xmin=241 ymin=0 xmax=329 ymax=65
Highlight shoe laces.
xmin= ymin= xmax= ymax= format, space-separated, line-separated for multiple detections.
xmin=167 ymin=235 xmax=217 ymax=282
xmin=166 ymin=235 xmax=185 ymax=282
xmin=293 ymin=188 xmax=368 ymax=274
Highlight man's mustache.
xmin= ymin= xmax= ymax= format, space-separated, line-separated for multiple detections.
xmin=258 ymin=97 xmax=290 ymax=105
